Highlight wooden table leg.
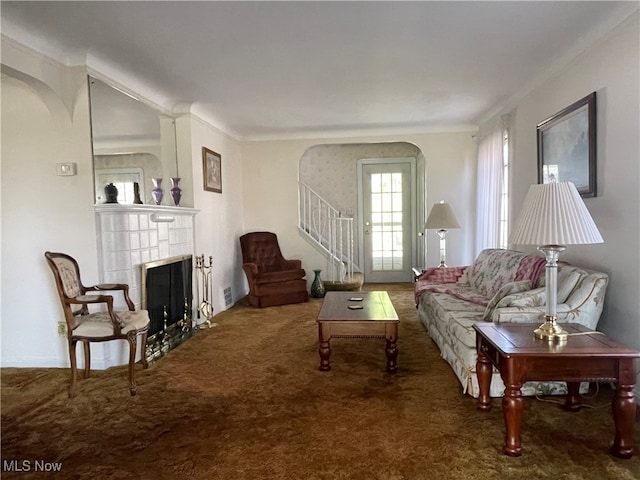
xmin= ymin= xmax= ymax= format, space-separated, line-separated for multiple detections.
xmin=502 ymin=384 xmax=524 ymax=457
xmin=318 ymin=323 xmax=331 ymax=371
xmin=476 ymin=345 xmax=492 ymax=412
xmin=611 ymin=382 xmax=636 ymax=458
xmin=318 ymin=340 xmax=331 ymax=371
xmin=564 ymin=381 xmax=582 ymax=412
xmin=385 ymin=339 xmax=398 ymax=374
xmin=385 ymin=324 xmax=399 ymax=374
xmin=500 ymin=360 xmax=524 ymax=457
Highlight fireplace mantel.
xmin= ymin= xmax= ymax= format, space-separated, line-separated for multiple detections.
xmin=94 ymin=203 xmax=199 ymax=311
xmin=94 ymin=203 xmax=198 ymax=217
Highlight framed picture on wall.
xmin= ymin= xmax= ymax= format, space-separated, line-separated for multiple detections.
xmin=202 ymin=147 xmax=222 ymax=193
xmin=537 ymin=92 xmax=597 ymax=197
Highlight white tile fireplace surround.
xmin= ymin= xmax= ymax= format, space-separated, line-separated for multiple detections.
xmin=94 ymin=204 xmax=198 ymax=367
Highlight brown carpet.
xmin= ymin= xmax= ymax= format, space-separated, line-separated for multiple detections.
xmin=2 ymin=283 xmax=639 ymax=479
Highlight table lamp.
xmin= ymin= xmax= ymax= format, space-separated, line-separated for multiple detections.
xmin=509 ymin=181 xmax=603 ymax=342
xmin=425 ymin=201 xmax=461 ymax=267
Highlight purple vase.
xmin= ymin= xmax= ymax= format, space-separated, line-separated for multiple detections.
xmin=170 ymin=177 xmax=182 ymax=206
xmin=151 ymin=178 xmax=163 ymax=205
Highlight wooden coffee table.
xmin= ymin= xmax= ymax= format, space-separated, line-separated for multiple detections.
xmin=316 ymin=291 xmax=399 ymax=373
xmin=474 ymin=322 xmax=640 ymax=458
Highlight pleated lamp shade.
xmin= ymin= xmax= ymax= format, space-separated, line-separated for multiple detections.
xmin=509 ymin=182 xmax=603 ymax=246
xmin=425 ymin=201 xmax=461 ymax=230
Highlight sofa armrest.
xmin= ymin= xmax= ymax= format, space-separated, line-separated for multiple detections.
xmin=414 ymin=266 xmax=467 ymax=305
xmin=490 ymin=273 xmax=608 ymax=329
xmin=416 ymin=266 xmax=467 ymax=284
xmin=564 ymin=273 xmax=608 ymax=309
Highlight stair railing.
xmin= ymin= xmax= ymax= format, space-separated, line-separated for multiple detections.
xmin=299 ymin=182 xmax=354 ymax=283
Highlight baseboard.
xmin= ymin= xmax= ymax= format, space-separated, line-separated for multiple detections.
xmin=0 ymin=357 xmax=68 ymax=368
xmin=1 ymin=354 xmax=116 ymax=370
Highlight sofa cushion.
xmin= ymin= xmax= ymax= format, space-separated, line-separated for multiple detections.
xmin=253 ymin=268 xmax=306 ymax=284
xmin=497 ymin=287 xmax=545 ymax=308
xmin=466 ymin=249 xmax=526 ymax=298
xmin=447 ymin=311 xmax=484 ymax=349
xmin=423 ymin=286 xmax=490 ymax=311
xmin=481 ymin=280 xmax=532 ymax=322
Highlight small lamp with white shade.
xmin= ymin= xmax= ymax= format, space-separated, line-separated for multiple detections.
xmin=509 ymin=181 xmax=603 ymax=343
xmin=425 ymin=201 xmax=461 ymax=268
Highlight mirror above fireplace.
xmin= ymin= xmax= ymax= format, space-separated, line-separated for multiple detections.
xmin=88 ymin=76 xmax=178 ymax=205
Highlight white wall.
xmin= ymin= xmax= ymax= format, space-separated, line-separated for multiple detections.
xmin=186 ymin=115 xmax=247 ymax=316
xmin=510 ymin=14 xmax=640 ymax=357
xmin=420 ymin=133 xmax=477 ymax=268
xmin=1 ymin=67 xmax=99 ymax=367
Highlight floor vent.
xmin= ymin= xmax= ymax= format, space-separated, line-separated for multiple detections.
xmin=223 ymin=287 xmax=233 ymax=308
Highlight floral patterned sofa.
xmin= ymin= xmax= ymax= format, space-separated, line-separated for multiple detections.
xmin=415 ymin=248 xmax=608 ymax=398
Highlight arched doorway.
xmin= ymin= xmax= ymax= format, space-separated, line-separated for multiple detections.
xmin=299 ymin=142 xmax=425 ymax=282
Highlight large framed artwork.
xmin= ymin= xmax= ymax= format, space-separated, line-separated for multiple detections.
xmin=537 ymin=92 xmax=597 ymax=197
xmin=202 ymin=147 xmax=222 ymax=193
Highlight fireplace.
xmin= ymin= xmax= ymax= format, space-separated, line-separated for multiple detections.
xmin=141 ymin=254 xmax=194 ymax=361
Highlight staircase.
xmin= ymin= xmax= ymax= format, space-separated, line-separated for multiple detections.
xmin=298 ymin=182 xmax=362 ymax=289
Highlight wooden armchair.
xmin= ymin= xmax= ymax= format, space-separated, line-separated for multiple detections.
xmin=239 ymin=232 xmax=309 ymax=307
xmin=44 ymin=251 xmax=150 ymax=396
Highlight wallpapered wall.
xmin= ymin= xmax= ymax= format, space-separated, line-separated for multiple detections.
xmin=299 ymin=142 xmax=422 ymax=267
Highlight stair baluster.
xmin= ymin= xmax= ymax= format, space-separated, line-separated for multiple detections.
xmin=298 ymin=182 xmax=356 ymax=283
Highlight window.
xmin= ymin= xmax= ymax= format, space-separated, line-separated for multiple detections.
xmin=499 ymin=130 xmax=510 ymax=249
xmin=475 ymin=120 xmax=511 ymax=255
xmin=370 ymin=172 xmax=404 ymax=270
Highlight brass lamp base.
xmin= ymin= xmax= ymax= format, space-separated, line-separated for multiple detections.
xmin=534 ymin=315 xmax=568 ymax=343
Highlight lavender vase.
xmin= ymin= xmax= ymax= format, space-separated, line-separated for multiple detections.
xmin=170 ymin=177 xmax=182 ymax=206
xmin=151 ymin=178 xmax=163 ymax=205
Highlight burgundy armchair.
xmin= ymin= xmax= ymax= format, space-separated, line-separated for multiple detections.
xmin=240 ymin=232 xmax=309 ymax=308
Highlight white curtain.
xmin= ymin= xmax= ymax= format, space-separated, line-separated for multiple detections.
xmin=475 ymin=129 xmax=503 ymax=256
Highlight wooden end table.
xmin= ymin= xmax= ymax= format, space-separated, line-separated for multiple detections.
xmin=316 ymin=291 xmax=399 ymax=373
xmin=474 ymin=322 xmax=640 ymax=458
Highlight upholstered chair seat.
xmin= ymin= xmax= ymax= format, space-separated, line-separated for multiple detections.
xmin=248 ymin=267 xmax=308 ymax=284
xmin=71 ymin=309 xmax=151 ymax=337
xmin=45 ymin=252 xmax=150 ymax=396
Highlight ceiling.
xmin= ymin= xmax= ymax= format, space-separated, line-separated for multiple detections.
xmin=1 ymin=1 xmax=636 ymax=140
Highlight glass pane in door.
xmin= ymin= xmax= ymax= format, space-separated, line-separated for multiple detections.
xmin=370 ymin=172 xmax=404 ymax=271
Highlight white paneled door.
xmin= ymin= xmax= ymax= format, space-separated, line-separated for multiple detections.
xmin=360 ymin=161 xmax=415 ymax=283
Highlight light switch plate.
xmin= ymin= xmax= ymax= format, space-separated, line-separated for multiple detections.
xmin=56 ymin=162 xmax=77 ymax=176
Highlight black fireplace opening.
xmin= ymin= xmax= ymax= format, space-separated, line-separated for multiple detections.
xmin=141 ymin=254 xmax=193 ymax=360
